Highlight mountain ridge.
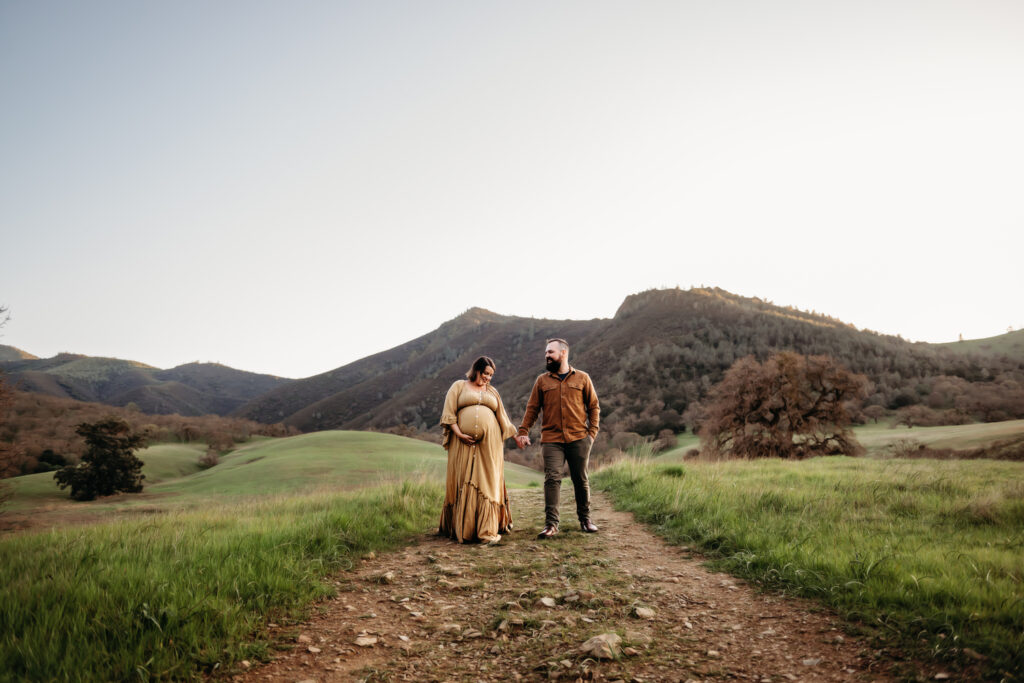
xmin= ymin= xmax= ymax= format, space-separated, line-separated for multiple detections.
xmin=0 ymin=353 xmax=292 ymax=417
xmin=233 ymin=287 xmax=1024 ymax=436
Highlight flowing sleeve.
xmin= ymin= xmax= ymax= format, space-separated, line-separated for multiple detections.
xmin=439 ymin=381 xmax=462 ymax=449
xmin=492 ymin=387 xmax=518 ymax=440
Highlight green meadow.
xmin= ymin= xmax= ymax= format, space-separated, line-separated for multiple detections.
xmin=653 ymin=419 xmax=1024 ymax=462
xmin=1 ymin=481 xmax=443 ymax=681
xmin=594 ymin=456 xmax=1024 ymax=678
xmin=0 ymin=431 xmax=541 ymax=681
xmin=6 ymin=430 xmax=542 ymax=519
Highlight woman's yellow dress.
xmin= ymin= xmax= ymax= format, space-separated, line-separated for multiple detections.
xmin=438 ymin=380 xmax=517 ymax=543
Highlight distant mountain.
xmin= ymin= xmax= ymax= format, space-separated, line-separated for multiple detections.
xmin=235 ymin=288 xmax=1024 ymax=436
xmin=0 ymin=344 xmax=38 ymax=362
xmin=0 ymin=353 xmax=292 ymax=417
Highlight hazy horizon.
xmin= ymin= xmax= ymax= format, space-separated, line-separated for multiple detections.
xmin=3 ymin=2 xmax=1022 ymax=378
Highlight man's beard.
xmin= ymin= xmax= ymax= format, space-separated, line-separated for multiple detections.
xmin=546 ymin=358 xmax=561 ymax=373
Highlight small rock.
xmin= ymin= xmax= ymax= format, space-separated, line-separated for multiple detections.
xmin=684 ymin=621 xmax=693 ymax=629
xmin=580 ymin=633 xmax=621 ymax=660
xmin=625 ymin=630 xmax=652 ymax=645
xmin=307 ymin=646 xmax=321 ymax=654
xmin=398 ymin=635 xmax=410 ymax=642
xmin=633 ymin=607 xmax=655 ymax=620
xmin=267 ymin=623 xmax=279 ymax=628
xmin=366 ymin=551 xmax=376 ymax=559
xmin=832 ymin=635 xmax=845 ymax=644
xmin=239 ymin=660 xmax=251 ymax=669
xmin=707 ymin=650 xmax=721 ymax=658
xmin=354 ymin=636 xmax=378 ymax=647
xmin=441 ymin=623 xmax=462 ymax=633
xmin=463 ymin=629 xmax=483 ymax=638
xmin=962 ymin=648 xmax=986 ymax=661
xmin=296 ymin=634 xmax=313 ymax=644
xmin=802 ymin=658 xmax=822 ymax=667
xmin=537 ymin=597 xmax=557 ymax=608
xmin=497 ymin=620 xmax=509 ymax=632
xmin=439 ymin=566 xmax=463 ymax=577
xmin=578 ymin=590 xmax=596 ymax=601
xmin=934 ymin=675 xmax=951 ymax=681
xmin=559 ymin=659 xmax=573 ymax=669
xmin=624 ymin=647 xmax=640 ymax=656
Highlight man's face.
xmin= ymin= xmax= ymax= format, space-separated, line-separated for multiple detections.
xmin=545 ymin=342 xmax=564 ymax=372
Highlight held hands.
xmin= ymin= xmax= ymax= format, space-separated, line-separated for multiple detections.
xmin=515 ymin=434 xmax=531 ymax=449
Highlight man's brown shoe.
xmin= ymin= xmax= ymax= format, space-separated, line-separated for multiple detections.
xmin=537 ymin=525 xmax=559 ymax=539
xmin=580 ymin=520 xmax=599 ymax=533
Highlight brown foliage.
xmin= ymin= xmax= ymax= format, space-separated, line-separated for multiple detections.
xmin=699 ymin=352 xmax=868 ymax=459
xmin=0 ymin=388 xmax=298 ymax=478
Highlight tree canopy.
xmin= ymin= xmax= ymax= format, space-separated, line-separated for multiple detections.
xmin=699 ymin=352 xmax=868 ymax=459
xmin=54 ymin=418 xmax=146 ymax=501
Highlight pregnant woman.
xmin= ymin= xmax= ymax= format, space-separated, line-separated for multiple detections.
xmin=438 ymin=356 xmax=518 ymax=544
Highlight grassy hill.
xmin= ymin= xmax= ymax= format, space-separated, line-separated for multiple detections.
xmin=0 ymin=344 xmax=37 ymax=361
xmin=653 ymin=420 xmax=1024 ymax=462
xmin=935 ymin=327 xmax=1024 ymax=362
xmin=3 ymin=431 xmax=541 ymax=528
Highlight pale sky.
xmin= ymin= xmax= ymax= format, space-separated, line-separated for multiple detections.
xmin=2 ymin=1 xmax=1022 ymax=379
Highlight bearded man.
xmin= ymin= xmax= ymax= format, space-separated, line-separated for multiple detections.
xmin=515 ymin=338 xmax=601 ymax=538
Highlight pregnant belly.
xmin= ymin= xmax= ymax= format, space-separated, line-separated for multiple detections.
xmin=457 ymin=406 xmax=492 ymax=440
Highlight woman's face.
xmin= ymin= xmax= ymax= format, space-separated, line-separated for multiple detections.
xmin=479 ymin=366 xmax=495 ymax=386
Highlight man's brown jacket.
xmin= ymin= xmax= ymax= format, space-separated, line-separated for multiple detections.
xmin=517 ymin=367 xmax=600 ymax=443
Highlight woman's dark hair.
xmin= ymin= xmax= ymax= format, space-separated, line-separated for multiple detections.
xmin=466 ymin=356 xmax=496 ymax=382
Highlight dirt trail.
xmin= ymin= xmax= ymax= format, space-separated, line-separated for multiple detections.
xmin=239 ymin=488 xmax=930 ymax=682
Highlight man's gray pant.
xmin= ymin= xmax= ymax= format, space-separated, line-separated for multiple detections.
xmin=542 ymin=437 xmax=593 ymax=527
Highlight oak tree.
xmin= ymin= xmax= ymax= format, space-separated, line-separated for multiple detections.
xmin=699 ymin=352 xmax=868 ymax=459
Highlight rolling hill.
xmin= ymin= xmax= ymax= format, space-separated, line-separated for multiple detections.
xmin=0 ymin=344 xmax=37 ymax=362
xmin=3 ymin=431 xmax=541 ymax=528
xmin=0 ymin=352 xmax=293 ymax=416
xmin=934 ymin=327 xmax=1024 ymax=362
xmin=235 ymin=287 xmax=1024 ymax=437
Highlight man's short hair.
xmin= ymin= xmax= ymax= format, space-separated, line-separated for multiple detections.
xmin=546 ymin=338 xmax=569 ymax=352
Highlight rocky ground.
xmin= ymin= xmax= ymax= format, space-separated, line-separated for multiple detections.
xmin=237 ymin=488 xmax=943 ymax=682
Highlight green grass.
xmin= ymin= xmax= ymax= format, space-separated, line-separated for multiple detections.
xmin=594 ymin=457 xmax=1024 ymax=679
xmin=0 ymin=480 xmax=443 ymax=681
xmin=5 ymin=431 xmax=541 ymax=517
xmin=652 ymin=432 xmax=701 ymax=460
xmin=854 ymin=419 xmax=1024 ymax=454
xmin=651 ymin=420 xmax=1024 ymax=462
xmin=4 ymin=444 xmax=207 ymax=511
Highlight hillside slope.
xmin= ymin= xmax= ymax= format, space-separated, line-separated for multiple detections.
xmin=236 ymin=288 xmax=1024 ymax=436
xmin=0 ymin=344 xmax=38 ymax=361
xmin=4 ymin=431 xmax=541 ymax=528
xmin=0 ymin=353 xmax=292 ymax=416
